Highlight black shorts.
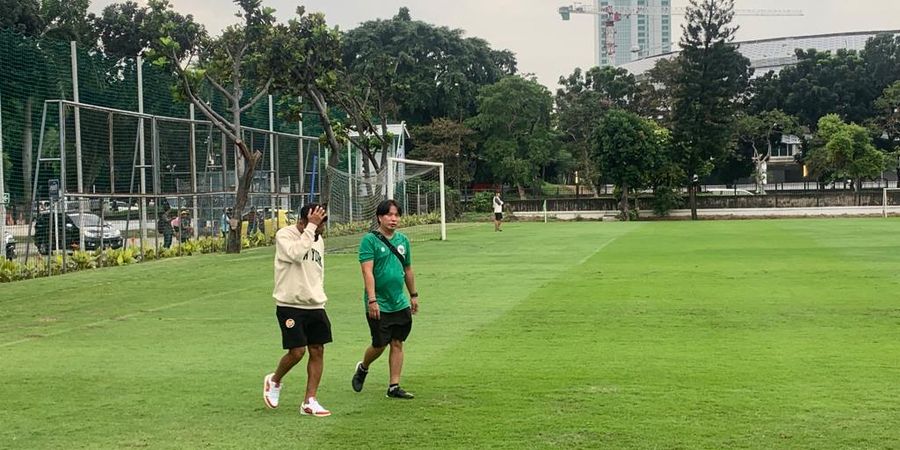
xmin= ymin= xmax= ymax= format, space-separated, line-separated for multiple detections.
xmin=276 ymin=306 xmax=332 ymax=349
xmin=494 ymin=212 xmax=503 ymax=220
xmin=366 ymin=307 xmax=412 ymax=348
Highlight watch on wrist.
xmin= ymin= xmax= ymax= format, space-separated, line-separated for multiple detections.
xmin=410 ymin=292 xmax=419 ymax=298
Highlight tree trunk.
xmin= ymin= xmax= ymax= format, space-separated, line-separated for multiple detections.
xmin=307 ymin=87 xmax=343 ymax=206
xmin=621 ymin=182 xmax=630 ymax=221
xmin=227 ymin=140 xmax=261 ymax=254
xmin=516 ymin=184 xmax=526 ymax=200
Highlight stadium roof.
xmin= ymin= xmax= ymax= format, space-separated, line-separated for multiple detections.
xmin=618 ymin=30 xmax=900 ymax=77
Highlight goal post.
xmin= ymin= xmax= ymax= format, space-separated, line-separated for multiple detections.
xmin=883 ymin=187 xmax=900 ymax=218
xmin=324 ymin=157 xmax=447 ymax=250
xmin=387 ymin=157 xmax=447 ymax=241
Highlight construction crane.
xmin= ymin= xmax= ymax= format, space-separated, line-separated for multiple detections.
xmin=559 ymin=2 xmax=804 ymax=64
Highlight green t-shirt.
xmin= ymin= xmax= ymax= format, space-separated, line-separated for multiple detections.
xmin=358 ymin=231 xmax=412 ymax=313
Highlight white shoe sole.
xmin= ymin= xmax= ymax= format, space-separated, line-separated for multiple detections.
xmin=300 ymin=406 xmax=331 ymax=417
xmin=263 ymin=374 xmax=278 ymax=409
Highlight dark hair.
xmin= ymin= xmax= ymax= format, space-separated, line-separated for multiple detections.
xmin=376 ymin=199 xmax=402 ymax=217
xmin=299 ymin=203 xmax=327 ymax=222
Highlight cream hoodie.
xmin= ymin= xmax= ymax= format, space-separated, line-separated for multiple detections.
xmin=272 ymin=223 xmax=326 ymax=309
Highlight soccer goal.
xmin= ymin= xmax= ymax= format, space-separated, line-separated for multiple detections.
xmin=387 ymin=157 xmax=447 ymax=242
xmin=324 ymin=157 xmax=446 ymax=250
xmin=883 ymin=187 xmax=900 ymax=218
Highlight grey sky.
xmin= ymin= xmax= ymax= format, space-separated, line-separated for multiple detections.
xmin=91 ymin=1 xmax=900 ymax=90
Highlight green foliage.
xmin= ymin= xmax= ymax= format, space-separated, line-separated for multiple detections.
xmin=94 ymin=0 xmax=207 ymax=61
xmin=747 ymin=34 xmax=900 ymax=129
xmin=70 ymin=251 xmax=96 ymax=270
xmin=806 ymin=114 xmax=886 ymax=187
xmin=872 ymin=81 xmax=900 ymax=149
xmin=1 ymin=235 xmax=245 ymax=283
xmin=469 ymin=76 xmax=562 ymax=196
xmin=471 ymin=191 xmax=495 ymax=213
xmin=339 ymin=8 xmax=515 ymax=126
xmin=410 ymin=119 xmax=476 ymax=192
xmin=673 ymin=0 xmax=751 ymax=217
xmin=556 ymin=66 xmax=639 ymax=189
xmin=593 ymin=109 xmax=674 ymax=220
xmin=727 ymin=110 xmax=804 ymax=188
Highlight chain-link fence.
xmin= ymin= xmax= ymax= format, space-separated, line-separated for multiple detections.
xmin=1 ymin=29 xmax=329 ymax=270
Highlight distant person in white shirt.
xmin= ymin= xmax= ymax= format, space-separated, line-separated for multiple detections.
xmin=263 ymin=204 xmax=332 ymax=417
xmin=493 ymin=191 xmax=504 ymax=232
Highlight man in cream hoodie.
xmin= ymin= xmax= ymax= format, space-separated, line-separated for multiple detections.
xmin=263 ymin=203 xmax=331 ymax=417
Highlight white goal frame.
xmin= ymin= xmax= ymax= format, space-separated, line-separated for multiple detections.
xmin=883 ymin=187 xmax=900 ymax=218
xmin=387 ymin=157 xmax=446 ymax=241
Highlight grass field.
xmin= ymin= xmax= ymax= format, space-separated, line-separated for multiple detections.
xmin=2 ymin=219 xmax=900 ymax=449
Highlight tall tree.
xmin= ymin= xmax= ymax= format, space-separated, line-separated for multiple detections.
xmin=671 ymin=0 xmax=751 ymax=219
xmin=409 ymin=118 xmax=476 ymax=192
xmin=634 ymin=56 xmax=682 ymax=126
xmin=592 ymin=109 xmax=671 ymax=220
xmin=0 ymin=0 xmax=44 ymax=35
xmin=748 ymin=49 xmax=871 ymax=128
xmin=806 ymin=114 xmax=885 ymax=197
xmin=469 ymin=76 xmax=559 ymax=199
xmin=337 ymin=7 xmax=516 ymax=173
xmin=872 ymin=81 xmax=900 ymax=151
xmin=556 ymin=66 xmax=637 ymax=194
xmin=268 ymin=7 xmax=346 ymax=186
xmin=157 ymin=0 xmax=280 ymax=253
xmin=733 ymin=110 xmax=803 ymax=193
xmin=95 ymin=0 xmax=206 ymax=61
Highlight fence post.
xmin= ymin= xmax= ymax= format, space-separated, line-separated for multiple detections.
xmin=190 ymin=104 xmax=199 ymax=239
xmin=137 ymin=56 xmax=148 ymax=247
xmin=71 ymin=42 xmax=87 ymax=252
xmin=268 ymin=95 xmax=276 ymax=224
xmin=0 ymin=91 xmax=6 ymax=248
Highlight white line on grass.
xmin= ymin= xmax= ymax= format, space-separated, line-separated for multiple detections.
xmin=577 ymin=235 xmax=621 ymax=265
xmin=0 ymin=286 xmax=256 ymax=348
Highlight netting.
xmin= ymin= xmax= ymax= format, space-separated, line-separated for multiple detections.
xmin=0 ymin=29 xmax=329 ymax=266
xmin=324 ymin=158 xmax=446 ymax=252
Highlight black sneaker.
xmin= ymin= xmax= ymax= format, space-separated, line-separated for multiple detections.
xmin=386 ymin=386 xmax=414 ymax=399
xmin=352 ymin=362 xmax=368 ymax=392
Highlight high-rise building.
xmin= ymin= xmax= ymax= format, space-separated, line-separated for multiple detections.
xmin=595 ymin=0 xmax=672 ymax=67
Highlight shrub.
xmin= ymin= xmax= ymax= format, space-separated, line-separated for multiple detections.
xmin=471 ymin=191 xmax=494 ymax=213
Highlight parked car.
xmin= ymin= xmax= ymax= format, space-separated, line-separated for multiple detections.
xmin=3 ymin=230 xmax=14 ymax=260
xmin=34 ymin=212 xmax=123 ymax=255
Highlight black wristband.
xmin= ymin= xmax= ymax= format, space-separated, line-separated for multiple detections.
xmin=368 ymin=299 xmax=377 ymax=304
xmin=410 ymin=292 xmax=418 ymax=298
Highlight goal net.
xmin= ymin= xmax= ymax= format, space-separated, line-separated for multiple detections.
xmin=883 ymin=187 xmax=900 ymax=218
xmin=325 ymin=157 xmax=446 ymax=251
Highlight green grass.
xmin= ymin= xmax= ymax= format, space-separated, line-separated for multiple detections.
xmin=2 ymin=219 xmax=900 ymax=448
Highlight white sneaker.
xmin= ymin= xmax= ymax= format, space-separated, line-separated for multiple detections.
xmin=300 ymin=398 xmax=332 ymax=417
xmin=263 ymin=373 xmax=281 ymax=409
